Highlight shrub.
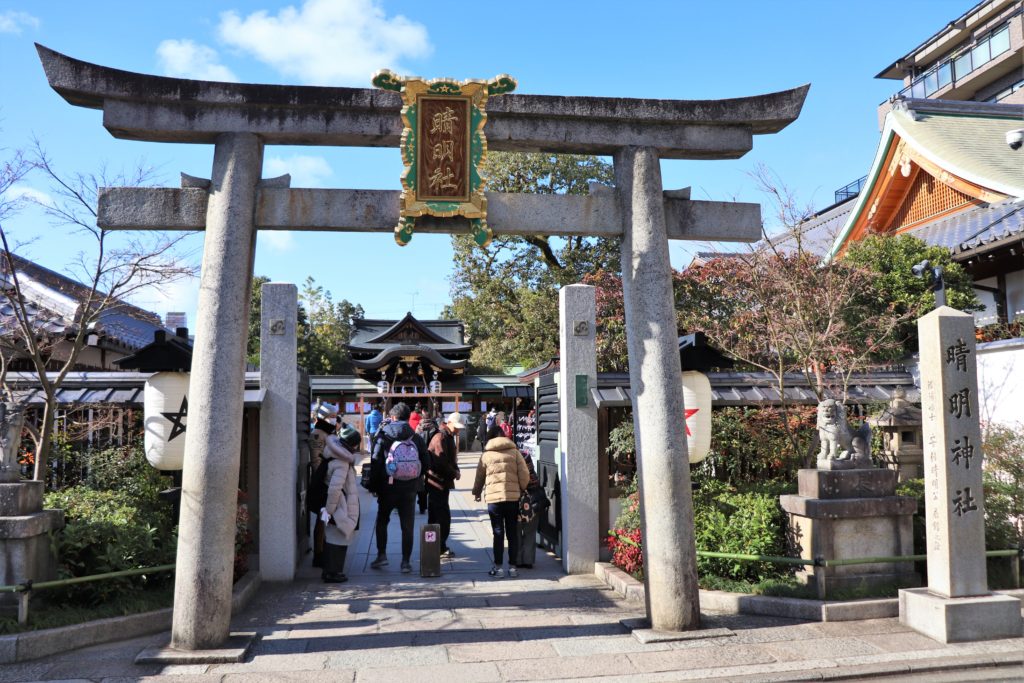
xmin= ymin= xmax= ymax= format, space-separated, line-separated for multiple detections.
xmin=693 ymin=406 xmax=815 ymax=488
xmin=693 ymin=481 xmax=791 ymax=582
xmin=607 ymin=477 xmax=643 ymax=578
xmin=43 ymin=487 xmax=176 ymax=605
xmin=608 ymin=478 xmax=792 ymax=583
xmin=85 ymin=444 xmax=169 ymax=501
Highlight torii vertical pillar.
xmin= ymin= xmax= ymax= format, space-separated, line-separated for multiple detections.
xmin=614 ymin=146 xmax=701 ymax=631
xmin=172 ymin=133 xmax=263 ymax=650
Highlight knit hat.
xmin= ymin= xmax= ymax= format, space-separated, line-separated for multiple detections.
xmin=339 ymin=426 xmax=361 ymax=451
xmin=446 ymin=412 xmax=466 ymax=430
xmin=316 ymin=402 xmax=339 ymax=421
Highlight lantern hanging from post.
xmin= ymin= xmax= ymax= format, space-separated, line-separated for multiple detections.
xmin=681 ymin=371 xmax=713 ymax=464
xmin=144 ymin=371 xmax=190 ymax=470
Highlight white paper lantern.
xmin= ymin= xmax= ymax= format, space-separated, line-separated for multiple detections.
xmin=143 ymin=371 xmax=190 ymax=470
xmin=429 ymin=379 xmax=442 ymax=394
xmin=376 ymin=380 xmax=389 ymax=394
xmin=682 ymin=371 xmax=713 ymax=464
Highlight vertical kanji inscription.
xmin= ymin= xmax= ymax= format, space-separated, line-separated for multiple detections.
xmin=417 ymin=97 xmax=470 ymax=202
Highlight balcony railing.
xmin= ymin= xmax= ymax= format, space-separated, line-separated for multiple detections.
xmin=893 ymin=24 xmax=1011 ymax=101
xmin=835 ymin=176 xmax=867 ymax=204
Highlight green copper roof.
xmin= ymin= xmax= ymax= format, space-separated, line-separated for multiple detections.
xmin=828 ymin=99 xmax=1024 ymax=259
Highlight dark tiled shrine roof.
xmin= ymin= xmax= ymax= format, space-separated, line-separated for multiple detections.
xmin=591 ymin=370 xmax=918 ymax=408
xmin=0 ymin=251 xmax=167 ymax=352
xmin=908 ymin=198 xmax=1024 ymax=257
xmin=7 ymin=371 xmax=265 ymax=407
xmin=349 ymin=314 xmax=467 ymax=347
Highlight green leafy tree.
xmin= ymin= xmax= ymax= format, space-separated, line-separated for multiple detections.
xmin=246 ymin=275 xmax=271 ymax=366
xmin=843 ymin=233 xmax=981 ymax=355
xmin=246 ymin=275 xmax=362 ymax=374
xmin=299 ymin=277 xmax=364 ymax=375
xmin=446 ymin=153 xmax=618 ymax=371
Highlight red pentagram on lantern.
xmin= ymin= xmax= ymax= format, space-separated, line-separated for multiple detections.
xmin=683 ymin=407 xmax=699 ymax=436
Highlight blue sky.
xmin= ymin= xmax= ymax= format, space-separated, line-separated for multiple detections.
xmin=0 ymin=0 xmax=970 ymax=326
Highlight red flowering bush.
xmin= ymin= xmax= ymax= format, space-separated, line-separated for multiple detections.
xmin=607 ymin=479 xmax=643 ymax=578
xmin=607 ymin=526 xmax=643 ymax=578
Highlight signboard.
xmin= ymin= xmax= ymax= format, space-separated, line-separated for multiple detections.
xmin=372 ymin=69 xmax=516 ymax=247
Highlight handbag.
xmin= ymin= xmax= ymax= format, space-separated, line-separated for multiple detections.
xmin=517 ymin=490 xmax=535 ymax=524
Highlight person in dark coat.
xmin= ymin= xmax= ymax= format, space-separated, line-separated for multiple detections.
xmin=368 ymin=402 xmax=430 ymax=573
xmin=426 ymin=412 xmax=464 ymax=556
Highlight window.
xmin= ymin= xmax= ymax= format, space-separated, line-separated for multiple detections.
xmin=954 ymin=52 xmax=973 ymax=81
xmin=937 ymin=62 xmax=952 ymax=88
xmin=900 ymin=22 xmax=1013 ymax=99
xmin=989 ymin=25 xmax=1010 ymax=58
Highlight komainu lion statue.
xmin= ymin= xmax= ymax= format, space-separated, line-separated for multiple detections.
xmin=816 ymin=399 xmax=872 ymax=469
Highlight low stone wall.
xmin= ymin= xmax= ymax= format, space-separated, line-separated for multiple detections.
xmin=595 ymin=562 xmax=1024 ymax=624
xmin=0 ymin=570 xmax=261 ymax=664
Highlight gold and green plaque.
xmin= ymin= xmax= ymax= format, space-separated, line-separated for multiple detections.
xmin=372 ymin=70 xmax=516 ymax=247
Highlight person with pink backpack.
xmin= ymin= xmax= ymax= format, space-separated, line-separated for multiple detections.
xmin=366 ymin=402 xmax=430 ymax=573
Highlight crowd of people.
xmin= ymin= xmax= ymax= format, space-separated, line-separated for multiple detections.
xmin=308 ymin=400 xmax=548 ymax=583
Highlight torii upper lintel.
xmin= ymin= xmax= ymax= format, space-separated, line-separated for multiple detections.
xmin=36 ymin=44 xmax=808 ymax=159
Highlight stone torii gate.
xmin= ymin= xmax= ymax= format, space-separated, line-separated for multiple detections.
xmin=37 ymin=44 xmax=807 ymax=651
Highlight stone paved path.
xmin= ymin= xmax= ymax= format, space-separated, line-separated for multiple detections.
xmin=1 ymin=451 xmax=1022 ymax=682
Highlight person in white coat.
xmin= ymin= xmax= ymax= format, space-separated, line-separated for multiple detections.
xmin=320 ymin=426 xmax=362 ymax=583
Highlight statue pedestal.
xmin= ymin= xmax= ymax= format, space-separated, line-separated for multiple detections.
xmin=780 ymin=469 xmax=919 ymax=599
xmin=0 ymin=481 xmax=63 ymax=612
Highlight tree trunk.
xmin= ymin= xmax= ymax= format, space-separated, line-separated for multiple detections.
xmin=33 ymin=396 xmax=56 ymax=483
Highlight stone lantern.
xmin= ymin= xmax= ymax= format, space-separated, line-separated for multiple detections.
xmin=869 ymin=386 xmax=924 ymax=482
xmin=0 ymin=403 xmax=63 ymax=614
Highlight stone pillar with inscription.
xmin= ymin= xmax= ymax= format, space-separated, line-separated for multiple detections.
xmin=899 ymin=307 xmax=1022 ymax=643
xmin=558 ymin=284 xmax=599 ymax=575
xmin=258 ymin=283 xmax=299 ymax=581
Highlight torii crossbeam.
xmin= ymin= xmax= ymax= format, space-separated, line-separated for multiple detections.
xmin=37 ymin=44 xmax=807 ymax=651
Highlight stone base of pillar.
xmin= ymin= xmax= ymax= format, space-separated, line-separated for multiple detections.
xmin=135 ymin=632 xmax=257 ymax=665
xmin=899 ymin=587 xmax=1022 ymax=643
xmin=779 ymin=469 xmax=919 ymax=600
xmin=0 ymin=482 xmax=62 ymax=613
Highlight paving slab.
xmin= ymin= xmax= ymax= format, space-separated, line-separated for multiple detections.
xmin=16 ymin=450 xmax=1024 ymax=682
xmin=627 ymin=643 xmax=778 ymax=673
xmin=498 ymin=652 xmax=640 ymax=681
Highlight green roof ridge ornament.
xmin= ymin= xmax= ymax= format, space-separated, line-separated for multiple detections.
xmin=372 ymin=69 xmax=517 ymax=247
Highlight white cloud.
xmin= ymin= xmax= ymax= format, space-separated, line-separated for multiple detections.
xmin=156 ymin=39 xmax=238 ymax=82
xmin=264 ymin=154 xmax=333 ymax=187
xmin=0 ymin=10 xmax=39 ymax=34
xmin=260 ymin=231 xmax=295 ymax=251
xmin=217 ymin=0 xmax=430 ymax=86
xmin=8 ymin=184 xmax=54 ymax=207
xmin=129 ymin=274 xmax=200 ymax=323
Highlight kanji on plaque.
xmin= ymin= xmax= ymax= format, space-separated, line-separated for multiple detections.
xmin=371 ymin=69 xmax=517 ymax=247
xmin=418 ymin=98 xmax=470 ymax=202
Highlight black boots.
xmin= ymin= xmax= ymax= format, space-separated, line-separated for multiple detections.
xmin=321 ymin=543 xmax=348 ymax=583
